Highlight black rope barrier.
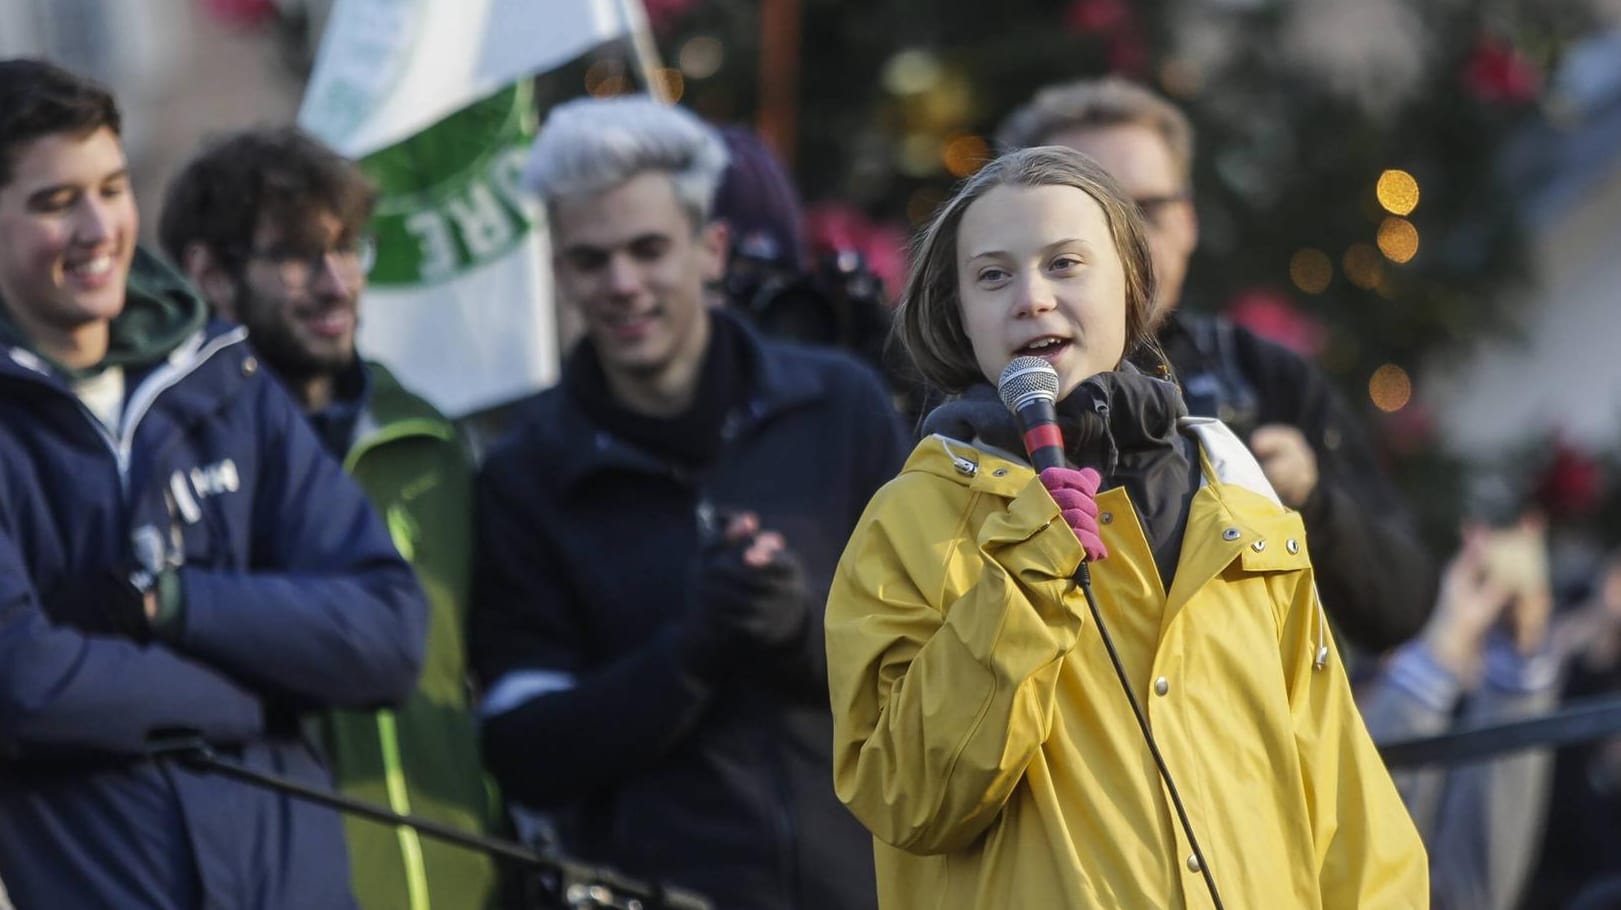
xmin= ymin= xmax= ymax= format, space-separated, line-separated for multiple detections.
xmin=149 ymin=738 xmax=712 ymax=910
xmin=141 ymin=691 xmax=1621 ymax=906
xmin=1379 ymin=694 xmax=1621 ymax=769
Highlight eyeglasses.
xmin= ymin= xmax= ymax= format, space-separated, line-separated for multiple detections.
xmin=243 ymin=234 xmax=377 ymax=288
xmin=1132 ymin=193 xmax=1190 ymax=228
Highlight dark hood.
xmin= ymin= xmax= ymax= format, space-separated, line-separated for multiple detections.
xmin=0 ymin=248 xmax=207 ymax=380
xmin=921 ymin=364 xmax=1199 ymax=588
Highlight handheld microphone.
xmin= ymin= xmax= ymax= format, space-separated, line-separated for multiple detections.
xmin=997 ymin=356 xmax=1065 ymax=471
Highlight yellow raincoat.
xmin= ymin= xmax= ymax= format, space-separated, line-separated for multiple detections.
xmin=827 ymin=420 xmax=1427 ymax=909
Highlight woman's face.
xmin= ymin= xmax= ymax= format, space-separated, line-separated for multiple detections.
xmin=955 ymin=183 xmax=1128 ymax=399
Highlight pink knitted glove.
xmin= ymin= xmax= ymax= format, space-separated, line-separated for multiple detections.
xmin=1039 ymin=467 xmax=1109 ymax=562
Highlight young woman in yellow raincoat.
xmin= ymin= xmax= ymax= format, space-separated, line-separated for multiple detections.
xmin=825 ymin=146 xmax=1428 ymax=909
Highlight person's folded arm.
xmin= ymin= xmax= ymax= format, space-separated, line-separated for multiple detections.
xmin=166 ymin=381 xmax=427 ymax=709
xmin=0 ymin=528 xmax=266 ymax=759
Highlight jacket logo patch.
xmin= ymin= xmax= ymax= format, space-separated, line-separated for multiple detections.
xmin=168 ymin=459 xmax=241 ymax=524
xmin=191 ymin=459 xmax=241 ymax=498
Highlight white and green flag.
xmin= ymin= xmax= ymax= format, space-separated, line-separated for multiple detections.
xmin=298 ymin=0 xmax=648 ymax=416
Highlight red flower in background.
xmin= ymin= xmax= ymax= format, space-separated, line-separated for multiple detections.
xmin=643 ymin=0 xmax=702 ymax=33
xmin=1107 ymin=29 xmax=1151 ymax=78
xmin=1463 ymin=36 xmax=1543 ymax=106
xmin=1064 ymin=0 xmax=1131 ymax=35
xmin=200 ymin=0 xmax=278 ymax=28
xmin=1063 ymin=0 xmax=1147 ymax=76
xmin=1226 ymin=287 xmax=1326 ymax=358
xmin=804 ymin=203 xmax=908 ymax=304
xmin=1533 ymin=440 xmax=1606 ymax=519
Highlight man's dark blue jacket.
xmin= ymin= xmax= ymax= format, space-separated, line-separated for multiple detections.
xmin=0 ymin=255 xmax=427 ymax=908
xmin=472 ymin=311 xmax=907 ymax=910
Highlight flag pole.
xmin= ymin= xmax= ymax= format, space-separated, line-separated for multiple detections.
xmin=757 ymin=0 xmax=803 ymax=166
xmin=615 ymin=0 xmax=672 ymax=103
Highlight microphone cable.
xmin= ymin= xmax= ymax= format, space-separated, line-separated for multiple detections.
xmin=1074 ymin=561 xmax=1226 ymax=910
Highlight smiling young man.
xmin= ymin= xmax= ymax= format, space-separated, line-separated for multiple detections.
xmin=0 ymin=59 xmax=428 ymax=909
xmin=469 ymin=95 xmax=907 ymax=910
xmin=159 ymin=127 xmax=497 ymax=910
xmin=998 ymin=76 xmax=1438 ymax=656
xmin=0 ymin=72 xmax=144 ymax=431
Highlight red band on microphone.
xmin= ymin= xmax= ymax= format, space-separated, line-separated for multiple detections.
xmin=1022 ymin=424 xmax=1064 ymax=458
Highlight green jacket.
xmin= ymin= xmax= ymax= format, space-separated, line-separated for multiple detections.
xmin=323 ymin=362 xmax=497 ymax=910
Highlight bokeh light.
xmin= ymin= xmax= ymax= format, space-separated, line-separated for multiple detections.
xmin=882 ymin=50 xmax=943 ymax=95
xmin=1376 ymin=169 xmax=1421 ymax=216
xmin=654 ymin=68 xmax=685 ymax=103
xmin=1376 ymin=216 xmax=1420 ymax=264
xmin=918 ymin=74 xmax=974 ymax=128
xmin=1342 ymin=243 xmax=1385 ymax=289
xmin=584 ymin=59 xmax=628 ymax=97
xmin=678 ymin=36 xmax=724 ymax=79
xmin=898 ymin=134 xmax=942 ymax=177
xmin=1289 ymin=248 xmax=1333 ymax=294
xmin=942 ymin=134 xmax=991 ymax=178
xmin=1369 ymin=364 xmax=1413 ymax=413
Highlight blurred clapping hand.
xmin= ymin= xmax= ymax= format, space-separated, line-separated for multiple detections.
xmin=1425 ymin=516 xmax=1554 ymax=684
xmin=675 ymin=510 xmax=812 ymax=684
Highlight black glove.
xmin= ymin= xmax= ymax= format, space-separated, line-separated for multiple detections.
xmin=38 ymin=566 xmax=153 ymax=642
xmin=675 ymin=535 xmax=810 ymax=682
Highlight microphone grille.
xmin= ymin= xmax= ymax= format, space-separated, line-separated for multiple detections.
xmin=997 ymin=356 xmax=1061 ymax=413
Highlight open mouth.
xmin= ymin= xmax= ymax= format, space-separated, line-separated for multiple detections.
xmin=66 ymin=255 xmax=113 ymax=276
xmin=1015 ymin=335 xmax=1071 ymax=358
xmin=64 ymin=254 xmax=117 ymax=289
